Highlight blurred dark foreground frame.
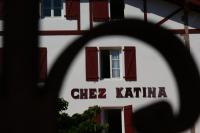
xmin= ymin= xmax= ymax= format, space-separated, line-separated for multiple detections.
xmin=0 ymin=0 xmax=200 ymax=133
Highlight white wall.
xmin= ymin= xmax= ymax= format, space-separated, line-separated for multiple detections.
xmin=39 ymin=33 xmax=200 ymax=133
xmin=57 ymin=36 xmax=178 ymax=115
xmin=80 ymin=0 xmax=90 ymax=30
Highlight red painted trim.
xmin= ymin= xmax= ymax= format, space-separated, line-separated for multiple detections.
xmin=143 ymin=0 xmax=147 ymax=22
xmin=65 ymin=0 xmax=80 ymax=20
xmin=156 ymin=7 xmax=183 ymax=26
xmin=95 ymin=113 xmax=101 ymax=124
xmin=0 ymin=29 xmax=200 ymax=36
xmin=38 ymin=29 xmax=200 ymax=35
xmin=77 ymin=10 xmax=81 ymax=31
xmin=38 ymin=48 xmax=47 ymax=82
xmin=170 ymin=29 xmax=185 ymax=34
xmin=124 ymin=47 xmax=137 ymax=81
xmin=85 ymin=47 xmax=98 ymax=81
xmin=170 ymin=29 xmax=200 ymax=34
xmin=38 ymin=30 xmax=88 ymax=35
xmin=188 ymin=29 xmax=200 ymax=34
xmin=124 ymin=105 xmax=134 ymax=133
xmin=77 ymin=18 xmax=81 ymax=31
xmin=92 ymin=0 xmax=109 ymax=22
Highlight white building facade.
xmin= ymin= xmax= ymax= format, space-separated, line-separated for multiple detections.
xmin=1 ymin=0 xmax=200 ymax=133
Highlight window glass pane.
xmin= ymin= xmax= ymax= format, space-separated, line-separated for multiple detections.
xmin=112 ymin=60 xmax=120 ymax=68
xmin=42 ymin=0 xmax=51 ymax=17
xmin=100 ymin=50 xmax=110 ymax=79
xmin=54 ymin=9 xmax=61 ymax=16
xmin=110 ymin=0 xmax=124 ymax=20
xmin=112 ymin=69 xmax=120 ymax=78
xmin=54 ymin=0 xmax=62 ymax=8
xmin=43 ymin=9 xmax=51 ymax=16
xmin=43 ymin=0 xmax=51 ymax=8
xmin=111 ymin=51 xmax=119 ymax=59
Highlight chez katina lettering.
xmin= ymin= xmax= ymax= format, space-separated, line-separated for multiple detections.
xmin=116 ymin=87 xmax=167 ymax=98
xmin=71 ymin=87 xmax=167 ymax=99
xmin=71 ymin=88 xmax=106 ymax=99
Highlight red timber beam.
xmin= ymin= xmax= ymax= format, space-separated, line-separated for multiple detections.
xmin=38 ymin=30 xmax=87 ymax=35
xmin=77 ymin=10 xmax=81 ymax=31
xmin=37 ymin=29 xmax=200 ymax=35
xmin=170 ymin=29 xmax=200 ymax=34
xmin=0 ymin=29 xmax=200 ymax=36
xmin=143 ymin=0 xmax=147 ymax=22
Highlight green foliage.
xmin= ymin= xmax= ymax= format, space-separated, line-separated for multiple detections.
xmin=57 ymin=98 xmax=68 ymax=113
xmin=56 ymin=98 xmax=108 ymax=133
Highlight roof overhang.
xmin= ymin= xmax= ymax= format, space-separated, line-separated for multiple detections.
xmin=165 ymin=0 xmax=200 ymax=11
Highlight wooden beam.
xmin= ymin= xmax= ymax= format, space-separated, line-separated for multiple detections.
xmin=143 ymin=0 xmax=147 ymax=22
xmin=77 ymin=8 xmax=81 ymax=31
xmin=1 ymin=28 xmax=200 ymax=36
xmin=170 ymin=29 xmax=200 ymax=34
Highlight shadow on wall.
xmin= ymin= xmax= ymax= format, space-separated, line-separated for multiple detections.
xmin=125 ymin=0 xmax=200 ymax=29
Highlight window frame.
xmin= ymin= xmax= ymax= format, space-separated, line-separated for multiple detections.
xmin=109 ymin=0 xmax=125 ymax=20
xmin=110 ymin=50 xmax=121 ymax=78
xmin=91 ymin=0 xmax=124 ymax=23
xmin=98 ymin=47 xmax=122 ymax=80
xmin=41 ymin=0 xmax=64 ymax=18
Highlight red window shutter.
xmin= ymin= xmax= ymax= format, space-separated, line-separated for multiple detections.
xmin=124 ymin=47 xmax=137 ymax=81
xmin=95 ymin=112 xmax=101 ymax=124
xmin=92 ymin=0 xmax=109 ymax=22
xmin=65 ymin=0 xmax=80 ymax=20
xmin=85 ymin=47 xmax=98 ymax=81
xmin=38 ymin=48 xmax=47 ymax=82
xmin=124 ymin=105 xmax=134 ymax=133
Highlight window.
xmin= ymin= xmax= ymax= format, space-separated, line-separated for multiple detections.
xmin=95 ymin=105 xmax=134 ymax=133
xmin=41 ymin=0 xmax=62 ymax=17
xmin=100 ymin=109 xmax=122 ymax=133
xmin=111 ymin=51 xmax=120 ymax=78
xmin=110 ymin=0 xmax=125 ymax=20
xmin=100 ymin=50 xmax=121 ymax=79
xmin=91 ymin=0 xmax=124 ymax=22
xmin=85 ymin=47 xmax=136 ymax=81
